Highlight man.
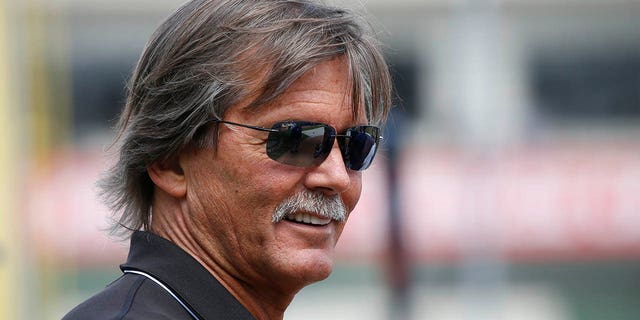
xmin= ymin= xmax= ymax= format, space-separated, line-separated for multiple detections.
xmin=63 ymin=0 xmax=391 ymax=319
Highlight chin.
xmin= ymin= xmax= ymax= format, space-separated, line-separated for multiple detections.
xmin=306 ymin=259 xmax=334 ymax=282
xmin=284 ymin=249 xmax=336 ymax=287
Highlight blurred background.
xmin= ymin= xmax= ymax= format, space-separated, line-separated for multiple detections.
xmin=1 ymin=0 xmax=639 ymax=319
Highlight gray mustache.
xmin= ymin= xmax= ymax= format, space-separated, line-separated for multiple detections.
xmin=272 ymin=191 xmax=347 ymax=223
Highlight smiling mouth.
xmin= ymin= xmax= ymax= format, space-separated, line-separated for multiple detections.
xmin=284 ymin=213 xmax=331 ymax=226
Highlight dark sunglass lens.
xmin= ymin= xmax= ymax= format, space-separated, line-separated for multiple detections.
xmin=266 ymin=122 xmax=334 ymax=167
xmin=340 ymin=126 xmax=379 ymax=171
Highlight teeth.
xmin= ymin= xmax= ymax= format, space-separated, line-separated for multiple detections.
xmin=286 ymin=213 xmax=331 ymax=226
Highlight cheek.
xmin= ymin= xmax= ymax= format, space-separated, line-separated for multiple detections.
xmin=188 ymin=149 xmax=299 ymax=219
xmin=185 ymin=171 xmax=231 ymax=229
xmin=343 ymin=173 xmax=363 ymax=212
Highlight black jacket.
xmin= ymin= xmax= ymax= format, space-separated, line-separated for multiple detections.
xmin=63 ymin=231 xmax=256 ymax=320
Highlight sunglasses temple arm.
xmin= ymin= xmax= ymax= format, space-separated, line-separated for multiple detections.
xmin=210 ymin=119 xmax=279 ymax=133
xmin=332 ymin=134 xmax=384 ymax=140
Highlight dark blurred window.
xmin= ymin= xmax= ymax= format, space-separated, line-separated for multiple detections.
xmin=71 ymin=60 xmax=131 ymax=137
xmin=531 ymin=52 xmax=640 ymax=120
xmin=390 ymin=60 xmax=420 ymax=118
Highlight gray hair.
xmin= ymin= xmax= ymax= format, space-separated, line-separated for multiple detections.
xmin=100 ymin=0 xmax=393 ymax=237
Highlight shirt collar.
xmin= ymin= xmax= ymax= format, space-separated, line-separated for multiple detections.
xmin=121 ymin=231 xmax=256 ymax=320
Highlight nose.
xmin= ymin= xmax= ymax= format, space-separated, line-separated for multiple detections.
xmin=303 ymin=144 xmax=353 ymax=195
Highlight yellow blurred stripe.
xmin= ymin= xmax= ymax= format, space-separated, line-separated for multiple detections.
xmin=28 ymin=16 xmax=55 ymax=162
xmin=0 ymin=0 xmax=21 ymax=319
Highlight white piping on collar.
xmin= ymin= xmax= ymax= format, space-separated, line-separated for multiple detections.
xmin=123 ymin=269 xmax=201 ymax=320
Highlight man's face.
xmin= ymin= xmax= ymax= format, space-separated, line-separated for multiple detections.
xmin=179 ymin=57 xmax=366 ymax=293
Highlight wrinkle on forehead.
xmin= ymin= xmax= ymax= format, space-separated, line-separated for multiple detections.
xmin=239 ymin=56 xmax=363 ymax=122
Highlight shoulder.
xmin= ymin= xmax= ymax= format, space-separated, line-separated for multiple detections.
xmin=62 ymin=273 xmax=192 ymax=320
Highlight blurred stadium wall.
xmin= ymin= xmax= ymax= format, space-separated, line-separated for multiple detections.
xmin=2 ymin=0 xmax=639 ymax=319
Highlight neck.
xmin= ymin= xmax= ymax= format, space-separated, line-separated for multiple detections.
xmin=149 ymin=191 xmax=297 ymax=320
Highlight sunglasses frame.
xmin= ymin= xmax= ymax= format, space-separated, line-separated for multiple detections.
xmin=210 ymin=118 xmax=382 ymax=171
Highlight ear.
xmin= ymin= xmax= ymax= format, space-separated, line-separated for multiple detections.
xmin=147 ymin=156 xmax=186 ymax=198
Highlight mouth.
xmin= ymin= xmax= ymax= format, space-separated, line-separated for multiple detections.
xmin=283 ymin=212 xmax=332 ymax=226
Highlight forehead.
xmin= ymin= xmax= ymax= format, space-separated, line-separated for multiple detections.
xmin=237 ymin=57 xmax=364 ymax=124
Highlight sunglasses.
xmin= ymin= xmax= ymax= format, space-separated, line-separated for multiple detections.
xmin=212 ymin=119 xmax=382 ymax=171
